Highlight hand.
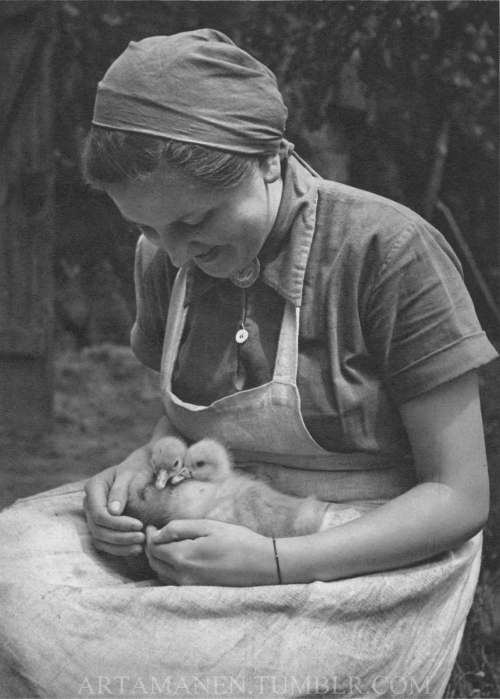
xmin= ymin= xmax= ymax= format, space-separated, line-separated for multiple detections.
xmin=145 ymin=519 xmax=278 ymax=586
xmin=84 ymin=447 xmax=152 ymax=556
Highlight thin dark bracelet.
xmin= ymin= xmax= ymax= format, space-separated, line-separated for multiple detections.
xmin=272 ymin=537 xmax=283 ymax=584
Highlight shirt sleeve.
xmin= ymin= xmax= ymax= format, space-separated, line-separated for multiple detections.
xmin=364 ymin=219 xmax=498 ymax=404
xmin=130 ymin=236 xmax=175 ymax=372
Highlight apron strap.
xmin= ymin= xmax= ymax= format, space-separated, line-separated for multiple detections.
xmin=161 ymin=266 xmax=189 ymax=388
xmin=271 ymin=303 xmax=299 ymax=385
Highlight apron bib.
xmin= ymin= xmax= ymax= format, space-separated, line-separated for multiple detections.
xmin=161 ymin=265 xmax=417 ymax=502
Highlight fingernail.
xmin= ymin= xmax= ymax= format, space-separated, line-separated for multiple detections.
xmin=109 ymin=500 xmax=121 ymax=514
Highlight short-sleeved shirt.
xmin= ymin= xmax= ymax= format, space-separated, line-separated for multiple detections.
xmin=131 ymin=156 xmax=497 ymax=458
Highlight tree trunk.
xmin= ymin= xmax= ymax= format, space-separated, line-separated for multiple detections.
xmin=0 ymin=3 xmax=56 ymax=439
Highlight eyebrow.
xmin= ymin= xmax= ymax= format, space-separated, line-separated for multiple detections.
xmin=121 ymin=209 xmax=209 ymax=227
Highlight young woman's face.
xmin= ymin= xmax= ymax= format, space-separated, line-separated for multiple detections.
xmin=105 ymin=156 xmax=283 ymax=278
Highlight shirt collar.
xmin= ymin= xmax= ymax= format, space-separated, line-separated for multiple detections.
xmin=259 ymin=154 xmax=319 ymax=306
xmin=185 ymin=154 xmax=319 ymax=307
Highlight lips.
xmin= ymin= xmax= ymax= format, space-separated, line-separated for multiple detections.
xmin=194 ymin=246 xmax=219 ymax=263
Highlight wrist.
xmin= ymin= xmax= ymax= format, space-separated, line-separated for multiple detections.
xmin=248 ymin=534 xmax=285 ymax=587
xmin=270 ymin=534 xmax=323 ymax=584
xmin=271 ymin=537 xmax=283 ymax=585
xmin=261 ymin=535 xmax=312 ymax=586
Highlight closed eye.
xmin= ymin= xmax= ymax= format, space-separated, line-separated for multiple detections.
xmin=195 ymin=460 xmax=205 ymax=468
xmin=179 ymin=211 xmax=212 ymax=228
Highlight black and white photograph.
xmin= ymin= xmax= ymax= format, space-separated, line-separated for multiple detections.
xmin=0 ymin=2 xmax=498 ymax=697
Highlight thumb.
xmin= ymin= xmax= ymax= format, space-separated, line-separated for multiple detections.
xmin=107 ymin=474 xmax=133 ymax=515
xmin=151 ymin=519 xmax=214 ymax=544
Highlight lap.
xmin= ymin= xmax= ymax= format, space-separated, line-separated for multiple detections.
xmin=0 ymin=482 xmax=482 ymax=698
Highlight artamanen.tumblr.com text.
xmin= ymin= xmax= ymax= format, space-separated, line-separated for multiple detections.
xmin=78 ymin=674 xmax=432 ymax=696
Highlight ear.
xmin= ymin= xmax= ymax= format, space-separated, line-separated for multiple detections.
xmin=260 ymin=153 xmax=282 ymax=184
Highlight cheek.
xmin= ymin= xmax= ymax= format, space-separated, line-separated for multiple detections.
xmin=220 ymin=196 xmax=260 ymax=234
xmin=226 ymin=211 xmax=266 ymax=252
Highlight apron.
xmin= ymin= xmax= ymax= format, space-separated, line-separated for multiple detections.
xmin=0 ymin=263 xmax=482 ymax=699
xmin=161 ymin=265 xmax=418 ymax=504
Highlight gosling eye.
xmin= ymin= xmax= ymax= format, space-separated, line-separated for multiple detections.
xmin=195 ymin=460 xmax=205 ymax=468
xmin=173 ymin=459 xmax=181 ymax=468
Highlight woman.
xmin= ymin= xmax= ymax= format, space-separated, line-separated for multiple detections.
xmin=0 ymin=28 xmax=497 ymax=698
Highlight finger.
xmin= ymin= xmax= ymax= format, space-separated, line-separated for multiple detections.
xmin=150 ymin=519 xmax=213 ymax=544
xmin=145 ymin=529 xmax=187 ymax=567
xmin=84 ymin=489 xmax=143 ymax=533
xmin=84 ymin=478 xmax=110 ymax=520
xmin=146 ymin=525 xmax=158 ymax=547
xmin=107 ymin=475 xmax=135 ymax=516
xmin=84 ymin=467 xmax=136 ymax=518
xmin=145 ymin=545 xmax=177 ymax=579
xmin=84 ymin=496 xmax=144 ymax=537
xmin=90 ymin=524 xmax=146 ymax=548
xmin=87 ymin=512 xmax=145 ymax=556
xmin=146 ymin=547 xmax=196 ymax=586
xmin=94 ymin=539 xmax=144 ymax=557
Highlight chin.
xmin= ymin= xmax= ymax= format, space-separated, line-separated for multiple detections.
xmin=194 ymin=258 xmax=237 ymax=279
xmin=197 ymin=266 xmax=231 ymax=279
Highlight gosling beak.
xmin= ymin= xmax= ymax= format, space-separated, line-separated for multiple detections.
xmin=169 ymin=467 xmax=192 ymax=485
xmin=155 ymin=469 xmax=169 ymax=490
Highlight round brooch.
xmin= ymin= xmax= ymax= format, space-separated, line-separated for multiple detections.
xmin=230 ymin=258 xmax=260 ymax=289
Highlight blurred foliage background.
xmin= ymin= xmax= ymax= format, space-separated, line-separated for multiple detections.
xmin=47 ymin=0 xmax=499 ymax=347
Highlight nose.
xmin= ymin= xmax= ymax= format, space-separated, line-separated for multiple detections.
xmin=158 ymin=227 xmax=192 ymax=268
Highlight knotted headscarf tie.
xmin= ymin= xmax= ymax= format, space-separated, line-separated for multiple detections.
xmin=93 ymin=28 xmax=288 ymax=156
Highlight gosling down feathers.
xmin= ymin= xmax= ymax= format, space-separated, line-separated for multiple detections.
xmin=125 ymin=438 xmax=329 ymax=538
xmin=150 ymin=436 xmax=187 ymax=488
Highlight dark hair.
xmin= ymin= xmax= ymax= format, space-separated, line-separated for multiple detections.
xmin=81 ymin=127 xmax=267 ymax=190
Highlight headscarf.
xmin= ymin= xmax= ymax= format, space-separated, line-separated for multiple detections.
xmin=92 ymin=28 xmax=288 ymax=155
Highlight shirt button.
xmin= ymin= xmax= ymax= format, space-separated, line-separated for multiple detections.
xmin=235 ymin=328 xmax=249 ymax=344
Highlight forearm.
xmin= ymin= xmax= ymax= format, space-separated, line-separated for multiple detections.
xmin=276 ymin=481 xmax=488 ymax=584
xmin=274 ymin=372 xmax=490 ymax=586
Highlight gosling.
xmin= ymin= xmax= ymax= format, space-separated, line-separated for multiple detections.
xmin=150 ymin=436 xmax=188 ymax=489
xmin=125 ymin=438 xmax=329 ymax=538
